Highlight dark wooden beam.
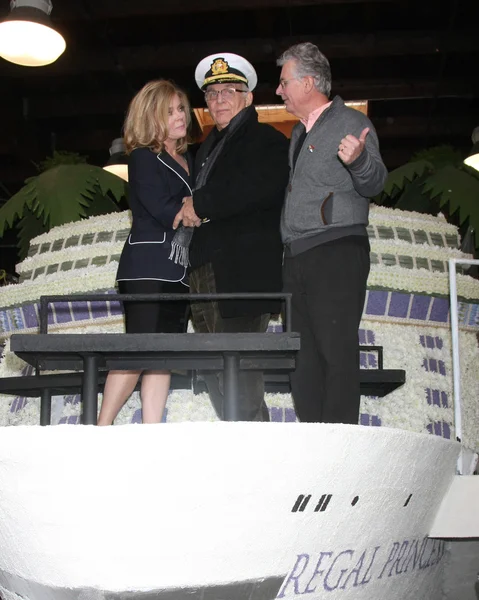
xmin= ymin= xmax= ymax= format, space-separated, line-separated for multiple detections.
xmin=373 ymin=116 xmax=477 ymax=139
xmin=0 ymin=31 xmax=476 ymax=79
xmin=55 ymin=0 xmax=395 ymax=20
xmin=331 ymin=78 xmax=479 ymax=102
xmin=0 ymin=78 xmax=474 ymax=122
xmin=0 ymin=115 xmax=473 ymax=171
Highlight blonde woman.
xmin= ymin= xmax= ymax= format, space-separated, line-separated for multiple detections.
xmin=98 ymin=80 xmax=192 ymax=425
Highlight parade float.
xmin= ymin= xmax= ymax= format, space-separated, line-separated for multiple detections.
xmin=0 ymin=117 xmax=479 ymax=598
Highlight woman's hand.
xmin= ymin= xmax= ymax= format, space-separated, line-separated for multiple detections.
xmin=173 ymin=196 xmax=202 ymax=229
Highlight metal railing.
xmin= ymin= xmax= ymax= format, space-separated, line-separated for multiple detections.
xmin=38 ymin=292 xmax=292 ymax=334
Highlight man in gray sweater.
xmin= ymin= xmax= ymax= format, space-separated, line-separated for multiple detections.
xmin=276 ymin=42 xmax=388 ymax=424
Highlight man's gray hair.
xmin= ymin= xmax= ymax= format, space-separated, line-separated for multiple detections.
xmin=277 ymin=42 xmax=332 ymax=97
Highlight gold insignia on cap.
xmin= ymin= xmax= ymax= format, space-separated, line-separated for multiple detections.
xmin=211 ymin=58 xmax=229 ymax=75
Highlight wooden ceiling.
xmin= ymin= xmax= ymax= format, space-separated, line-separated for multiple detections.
xmin=0 ymin=0 xmax=478 ymax=199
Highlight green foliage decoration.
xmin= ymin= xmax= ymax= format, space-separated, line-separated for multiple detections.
xmin=381 ymin=159 xmax=433 ymax=198
xmin=411 ymin=145 xmax=464 ymax=169
xmin=0 ymin=163 xmax=129 ymax=259
xmin=374 ymin=145 xmax=479 ymax=252
xmin=35 ymin=150 xmax=88 ymax=172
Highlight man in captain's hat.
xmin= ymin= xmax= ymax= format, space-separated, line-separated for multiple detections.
xmin=172 ymin=52 xmax=289 ymax=421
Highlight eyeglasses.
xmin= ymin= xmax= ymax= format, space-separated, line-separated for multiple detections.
xmin=204 ymin=87 xmax=248 ymax=102
xmin=278 ymin=78 xmax=298 ymax=89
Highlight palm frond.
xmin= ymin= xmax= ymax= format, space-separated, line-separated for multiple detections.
xmin=0 ymin=164 xmax=128 ymax=237
xmin=382 ymin=159 xmax=434 ymax=196
xmin=422 ymin=165 xmax=479 ymax=236
xmin=0 ymin=179 xmax=37 ymax=236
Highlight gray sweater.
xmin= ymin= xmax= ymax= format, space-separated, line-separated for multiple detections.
xmin=281 ymin=96 xmax=388 ymax=256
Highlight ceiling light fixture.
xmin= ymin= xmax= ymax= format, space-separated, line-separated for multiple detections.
xmin=103 ymin=138 xmax=129 ymax=182
xmin=464 ymin=127 xmax=479 ymax=172
xmin=0 ymin=0 xmax=66 ymax=67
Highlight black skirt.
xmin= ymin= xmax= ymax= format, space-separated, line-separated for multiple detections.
xmin=118 ymin=280 xmax=188 ymax=334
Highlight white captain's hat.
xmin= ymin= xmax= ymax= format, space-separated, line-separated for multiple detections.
xmin=195 ymin=52 xmax=258 ymax=91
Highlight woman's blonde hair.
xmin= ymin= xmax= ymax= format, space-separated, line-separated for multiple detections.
xmin=123 ymin=80 xmax=191 ymax=154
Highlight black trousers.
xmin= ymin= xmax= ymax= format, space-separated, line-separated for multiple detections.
xmin=189 ymin=263 xmax=270 ymax=422
xmin=283 ymin=236 xmax=370 ymax=424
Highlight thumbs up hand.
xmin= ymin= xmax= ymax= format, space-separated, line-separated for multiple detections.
xmin=338 ymin=127 xmax=370 ymax=165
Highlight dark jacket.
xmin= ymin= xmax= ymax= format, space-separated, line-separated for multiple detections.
xmin=116 ymin=147 xmax=192 ymax=283
xmin=190 ymin=106 xmax=289 ymax=317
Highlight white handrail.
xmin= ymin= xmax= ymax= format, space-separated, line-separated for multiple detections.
xmin=448 ymin=258 xmax=479 ymax=474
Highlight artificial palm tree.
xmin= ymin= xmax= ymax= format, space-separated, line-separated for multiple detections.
xmin=0 ymin=151 xmax=128 ymax=260
xmin=374 ymin=145 xmax=479 ymax=254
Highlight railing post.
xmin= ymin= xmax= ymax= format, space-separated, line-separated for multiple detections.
xmin=81 ymin=355 xmax=99 ymax=425
xmin=39 ymin=296 xmax=48 ymax=334
xmin=40 ymin=388 xmax=51 ymax=426
xmin=223 ymin=353 xmax=241 ymax=421
xmin=447 ymin=257 xmax=479 ymax=475
xmin=284 ymin=294 xmax=292 ymax=332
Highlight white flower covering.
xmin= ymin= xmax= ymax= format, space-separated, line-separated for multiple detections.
xmin=46 ymin=315 xmax=124 ymax=335
xmin=3 ymin=205 xmax=475 ymax=311
xmin=360 ymin=320 xmax=479 ymax=452
xmin=0 ymin=322 xmax=123 ymax=426
xmin=16 ymin=242 xmax=124 ymax=274
xmin=0 ymin=262 xmax=118 ymax=308
xmin=29 ymin=212 xmax=132 ymax=246
xmin=369 ymin=205 xmax=458 ymax=233
xmin=0 ymin=339 xmax=29 ymax=377
xmin=5 ymin=397 xmax=40 ymax=426
xmin=368 ymin=263 xmax=479 ymax=300
xmin=361 ymin=322 xmax=452 ymax=431
xmin=370 ymin=238 xmax=467 ymax=260
xmin=4 ymin=256 xmax=479 ymax=310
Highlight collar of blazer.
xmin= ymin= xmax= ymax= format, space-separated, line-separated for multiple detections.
xmin=156 ymin=151 xmax=193 ymax=195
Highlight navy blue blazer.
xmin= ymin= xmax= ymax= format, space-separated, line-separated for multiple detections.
xmin=116 ymin=147 xmax=193 ymax=283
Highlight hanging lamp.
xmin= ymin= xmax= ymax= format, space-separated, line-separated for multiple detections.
xmin=0 ymin=0 xmax=66 ymax=67
xmin=103 ymin=138 xmax=129 ymax=182
xmin=464 ymin=127 xmax=479 ymax=172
